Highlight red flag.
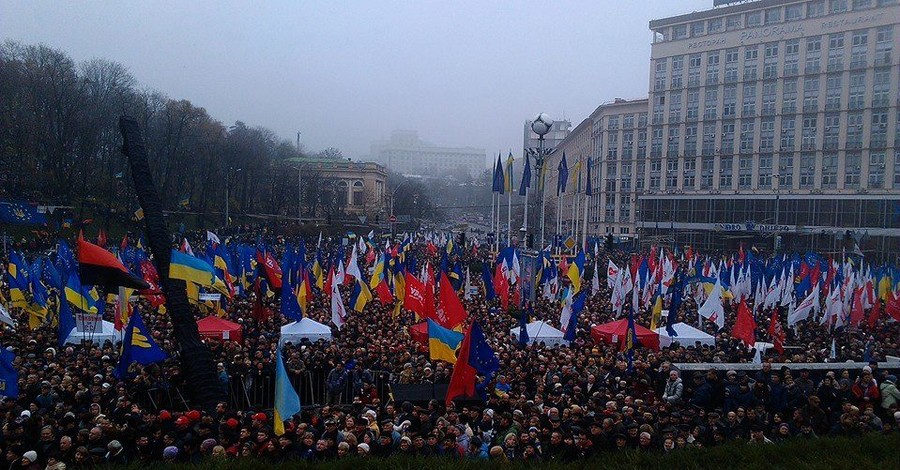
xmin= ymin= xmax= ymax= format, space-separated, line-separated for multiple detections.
xmin=138 ymin=260 xmax=166 ymax=308
xmin=512 ymin=286 xmax=521 ymax=308
xmin=558 ymin=256 xmax=568 ymax=277
xmin=365 ymin=247 xmax=376 ymax=265
xmin=867 ymin=299 xmax=882 ymax=329
xmin=96 ymin=229 xmax=107 ymax=248
xmin=445 ymin=322 xmax=477 ymax=406
xmin=493 ymin=264 xmax=509 ymax=311
xmin=251 ymin=279 xmax=270 ymax=321
xmin=404 ymin=272 xmax=429 ymax=317
xmin=768 ymin=309 xmax=785 ymax=354
xmin=426 ymin=242 xmax=438 ymax=256
xmin=850 ymin=287 xmax=865 ymax=326
xmin=732 ymin=300 xmax=756 ymax=348
xmin=886 ymin=291 xmax=900 ymax=321
xmin=324 ymin=266 xmax=334 ymax=297
xmin=436 ymin=273 xmax=467 ymax=329
xmin=374 ymin=279 xmax=393 ymax=305
xmin=119 ymin=234 xmax=128 ymax=252
xmin=256 ymin=250 xmax=283 ymax=290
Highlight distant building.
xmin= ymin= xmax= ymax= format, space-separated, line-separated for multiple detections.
xmin=368 ymin=130 xmax=486 ymax=178
xmin=523 ymin=119 xmax=571 ymax=155
xmin=288 ymin=157 xmax=387 ymax=220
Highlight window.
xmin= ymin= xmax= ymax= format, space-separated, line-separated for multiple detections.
xmin=608 ymin=116 xmax=619 ymax=130
xmin=747 ymin=11 xmax=762 ymax=27
xmin=873 ymin=69 xmax=890 ymax=107
xmin=800 ymin=153 xmax=816 ymax=188
xmin=782 ymin=79 xmax=798 ymax=113
xmin=744 ymin=46 xmax=758 ymax=80
xmin=764 ymin=42 xmax=779 ymax=79
xmin=806 ymin=36 xmax=822 ymax=73
xmin=740 ymin=121 xmax=755 ymax=153
xmin=653 ymin=95 xmax=665 ymax=124
xmin=894 ymin=150 xmax=900 ymax=187
xmin=847 ymin=112 xmax=864 ymax=149
xmin=666 ymin=159 xmax=679 ymax=187
xmin=703 ymin=123 xmax=716 ymax=156
xmin=651 ymin=127 xmax=663 ymax=157
xmin=786 ymin=4 xmax=804 ymax=20
xmin=673 ymin=25 xmax=688 ymax=40
xmin=802 ymin=115 xmax=818 ymax=150
xmin=701 ymin=157 xmax=714 ymax=188
xmin=739 ymin=156 xmax=753 ymax=188
xmin=784 ymin=39 xmax=800 ymax=75
xmin=845 ymin=153 xmax=861 ymax=188
xmin=759 ymin=154 xmax=773 ymax=188
xmin=724 ymin=85 xmax=737 ymax=118
xmin=808 ymin=1 xmax=826 ymax=17
xmin=704 ymin=88 xmax=718 ymax=120
xmin=720 ymin=157 xmax=733 ymax=189
xmin=765 ymin=8 xmax=782 ymax=24
xmin=824 ymin=114 xmax=841 ymax=149
xmin=781 ymin=117 xmax=796 ymax=151
xmin=869 ymin=152 xmax=885 ymax=188
xmin=685 ymin=125 xmax=698 ymax=157
xmin=779 ymin=154 xmax=794 ymax=188
xmin=726 ymin=15 xmax=742 ymax=31
xmin=620 ymin=196 xmax=631 ymax=221
xmin=853 ymin=0 xmax=873 ymax=8
xmin=830 ymin=0 xmax=848 ymax=13
xmin=691 ymin=21 xmax=705 ymax=37
xmin=725 ymin=48 xmax=739 ymax=82
xmin=687 ymin=89 xmax=699 ymax=120
xmin=668 ymin=127 xmax=680 ymax=155
xmin=623 ymin=131 xmax=634 ymax=158
xmin=760 ymin=118 xmax=775 ymax=151
xmin=706 ymin=52 xmax=720 ymax=84
xmin=623 ymin=114 xmax=635 ymax=129
xmin=722 ymin=122 xmax=735 ymax=153
xmin=638 ymin=113 xmax=648 ymax=127
xmin=762 ymin=82 xmax=777 ymax=115
xmin=636 ymin=161 xmax=645 ymax=191
xmin=742 ymin=82 xmax=757 ymax=116
xmin=828 ymin=33 xmax=845 ymax=71
xmin=822 ymin=153 xmax=838 ymax=188
xmin=871 ymin=111 xmax=888 ymax=147
xmin=876 ymin=26 xmax=893 ymax=65
xmin=825 ymin=74 xmax=842 ymax=110
xmin=607 ymin=133 xmax=619 ymax=159
xmin=848 ymin=71 xmax=865 ymax=109
xmin=851 ymin=30 xmax=869 ymax=68
xmin=708 ymin=18 xmax=723 ymax=33
xmin=803 ymin=76 xmax=819 ymax=112
xmin=688 ymin=54 xmax=701 ymax=87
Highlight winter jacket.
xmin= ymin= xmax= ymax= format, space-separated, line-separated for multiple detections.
xmin=879 ymin=380 xmax=900 ymax=410
xmin=663 ymin=378 xmax=683 ymax=404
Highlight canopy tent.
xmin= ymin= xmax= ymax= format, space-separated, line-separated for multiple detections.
xmin=409 ymin=322 xmax=428 ymax=348
xmin=64 ymin=320 xmax=119 ymax=345
xmin=508 ymin=320 xmax=569 ymax=347
xmin=280 ymin=317 xmax=333 ymax=345
xmin=197 ymin=316 xmax=242 ymax=342
xmin=591 ymin=319 xmax=660 ymax=351
xmin=654 ymin=322 xmax=716 ymax=348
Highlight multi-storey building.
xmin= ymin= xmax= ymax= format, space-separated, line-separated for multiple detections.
xmin=289 ymin=157 xmax=388 ymax=219
xmin=547 ymin=0 xmax=900 ymax=257
xmin=369 ymin=130 xmax=486 ymax=178
xmin=641 ymin=0 xmax=900 ymax=255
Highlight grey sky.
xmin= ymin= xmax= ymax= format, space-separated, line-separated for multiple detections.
xmin=1 ymin=0 xmax=710 ymax=167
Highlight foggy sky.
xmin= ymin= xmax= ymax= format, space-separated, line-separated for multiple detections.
xmin=1 ymin=0 xmax=711 ymax=167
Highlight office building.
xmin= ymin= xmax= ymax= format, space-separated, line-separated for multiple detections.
xmin=369 ymin=130 xmax=486 ymax=178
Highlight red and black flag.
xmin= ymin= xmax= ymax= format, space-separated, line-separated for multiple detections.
xmin=77 ymin=237 xmax=150 ymax=289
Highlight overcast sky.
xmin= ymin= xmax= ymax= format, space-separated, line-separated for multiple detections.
xmin=2 ymin=0 xmax=711 ymax=167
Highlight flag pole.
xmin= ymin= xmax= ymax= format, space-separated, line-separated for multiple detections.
xmin=555 ymin=192 xmax=562 ymax=256
xmin=523 ymin=185 xmax=529 ymax=246
xmin=507 ymin=187 xmax=511 ymax=248
xmin=490 ymin=191 xmax=495 ymax=251
xmin=582 ymin=187 xmax=590 ymax=252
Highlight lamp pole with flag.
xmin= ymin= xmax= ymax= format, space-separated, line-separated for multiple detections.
xmin=530 ymin=114 xmax=553 ymax=250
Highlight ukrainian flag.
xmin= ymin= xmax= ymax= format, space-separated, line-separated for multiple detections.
xmin=350 ymin=277 xmax=373 ymax=313
xmin=567 ymin=251 xmax=585 ymax=294
xmin=427 ymin=318 xmax=464 ymax=364
xmin=65 ymin=273 xmax=98 ymax=313
xmin=169 ymin=250 xmax=216 ymax=286
xmin=6 ymin=252 xmax=30 ymax=308
xmin=274 ymin=346 xmax=300 ymax=435
xmin=504 ymin=153 xmax=515 ymax=193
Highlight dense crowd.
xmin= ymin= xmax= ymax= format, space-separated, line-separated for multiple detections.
xmin=1 ymin=228 xmax=899 ymax=468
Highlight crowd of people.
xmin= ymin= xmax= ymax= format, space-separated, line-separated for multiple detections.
xmin=1 ymin=226 xmax=899 ymax=468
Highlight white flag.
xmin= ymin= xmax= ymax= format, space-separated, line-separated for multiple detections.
xmin=698 ymin=280 xmax=725 ymax=330
xmin=331 ymin=284 xmax=346 ymax=329
xmin=559 ymin=289 xmax=574 ymax=335
xmin=358 ymin=237 xmax=365 ymax=254
xmin=788 ymin=289 xmax=816 ymax=326
xmin=591 ymin=261 xmax=600 ymax=296
xmin=346 ymin=246 xmax=362 ymax=282
xmin=607 ymin=261 xmax=620 ymax=291
xmin=206 ymin=231 xmax=220 ymax=245
xmin=0 ymin=304 xmax=15 ymax=328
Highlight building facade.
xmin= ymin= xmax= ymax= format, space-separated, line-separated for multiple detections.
xmin=369 ymin=130 xmax=486 ymax=178
xmin=640 ymin=0 xmax=900 ymax=255
xmin=546 ymin=0 xmax=900 ymax=257
xmin=290 ymin=158 xmax=388 ymax=220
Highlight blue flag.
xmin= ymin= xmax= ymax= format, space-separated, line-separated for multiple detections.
xmin=565 ymin=291 xmax=587 ymax=342
xmin=481 ymin=263 xmax=496 ymax=300
xmin=585 ymin=157 xmax=593 ymax=196
xmin=519 ymin=154 xmax=532 ymax=196
xmin=114 ymin=309 xmax=168 ymax=379
xmin=666 ymin=270 xmax=684 ymax=338
xmin=0 ymin=201 xmax=47 ymax=225
xmin=492 ymin=153 xmax=505 ymax=194
xmin=518 ymin=307 xmax=530 ymax=347
xmin=0 ymin=348 xmax=18 ymax=398
xmin=557 ymin=153 xmax=569 ymax=195
xmin=468 ymin=321 xmax=500 ymax=398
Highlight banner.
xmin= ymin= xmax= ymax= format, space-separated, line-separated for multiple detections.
xmin=74 ymin=312 xmax=101 ymax=333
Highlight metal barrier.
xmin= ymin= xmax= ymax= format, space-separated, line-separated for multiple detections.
xmin=213 ymin=369 xmax=395 ymax=410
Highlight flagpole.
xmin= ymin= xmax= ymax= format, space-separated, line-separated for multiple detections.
xmin=523 ymin=185 xmax=529 ymax=246
xmin=570 ymin=187 xmax=577 ymax=254
xmin=555 ymin=191 xmax=562 ymax=255
xmin=582 ymin=189 xmax=590 ymax=252
xmin=490 ymin=192 xmax=495 ymax=251
xmin=507 ymin=189 xmax=512 ymax=247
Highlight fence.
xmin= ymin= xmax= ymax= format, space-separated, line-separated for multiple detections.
xmin=224 ymin=369 xmax=395 ymax=411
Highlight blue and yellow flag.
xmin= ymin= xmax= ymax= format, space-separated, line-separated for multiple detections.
xmin=427 ymin=318 xmax=464 ymax=364
xmin=519 ymin=154 xmax=532 ymax=196
xmin=0 ymin=200 xmax=47 ymax=225
xmin=567 ymin=251 xmax=585 ymax=293
xmin=170 ymin=250 xmax=216 ymax=286
xmin=7 ymin=251 xmax=31 ymax=308
xmin=274 ymin=346 xmax=301 ymax=435
xmin=350 ymin=276 xmax=373 ymax=313
xmin=0 ymin=348 xmax=18 ymax=398
xmin=114 ymin=309 xmax=167 ymax=379
xmin=65 ymin=273 xmax=98 ymax=313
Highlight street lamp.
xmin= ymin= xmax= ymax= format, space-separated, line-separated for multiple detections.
xmin=389 ymin=178 xmax=413 ymax=240
xmin=529 ymin=113 xmax=554 ymax=250
xmin=225 ymin=167 xmax=241 ymax=227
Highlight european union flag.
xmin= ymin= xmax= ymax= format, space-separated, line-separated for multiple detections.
xmin=0 ymin=201 xmax=47 ymax=225
xmin=0 ymin=348 xmax=18 ymax=398
xmin=114 ymin=309 xmax=167 ymax=379
xmin=481 ymin=263 xmax=496 ymax=300
xmin=666 ymin=270 xmax=684 ymax=338
xmin=468 ymin=321 xmax=499 ymax=398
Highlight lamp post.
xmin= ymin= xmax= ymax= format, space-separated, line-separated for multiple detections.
xmin=225 ymin=167 xmax=241 ymax=227
xmin=390 ymin=178 xmax=412 ymax=241
xmin=529 ymin=113 xmax=554 ymax=250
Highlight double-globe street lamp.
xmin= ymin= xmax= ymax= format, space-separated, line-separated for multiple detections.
xmin=526 ymin=113 xmax=553 ymax=250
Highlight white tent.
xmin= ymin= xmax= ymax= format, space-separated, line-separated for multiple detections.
xmin=280 ymin=318 xmax=333 ymax=345
xmin=509 ymin=320 xmax=569 ymax=347
xmin=654 ymin=322 xmax=716 ymax=348
xmin=64 ymin=320 xmax=119 ymax=345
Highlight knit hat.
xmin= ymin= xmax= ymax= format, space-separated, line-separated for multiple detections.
xmin=163 ymin=446 xmax=179 ymax=459
xmin=22 ymin=451 xmax=37 ymax=463
xmin=357 ymin=443 xmax=370 ymax=453
xmin=226 ymin=418 xmax=239 ymax=429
